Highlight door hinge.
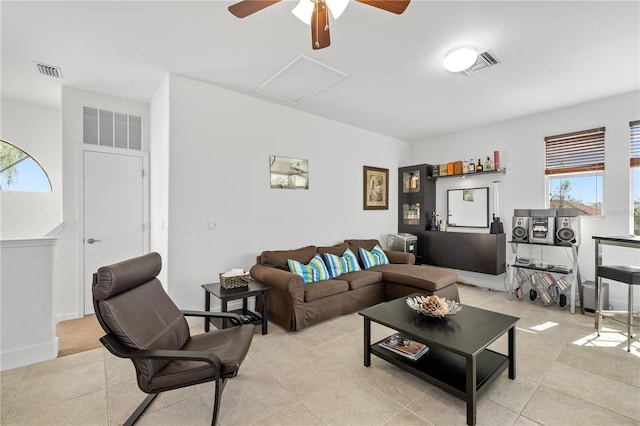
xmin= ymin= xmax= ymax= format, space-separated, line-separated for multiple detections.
xmin=142 ymin=223 xmax=146 ymax=232
xmin=142 ymin=169 xmax=145 ymax=178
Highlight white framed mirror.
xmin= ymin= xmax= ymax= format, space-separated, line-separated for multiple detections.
xmin=447 ymin=187 xmax=489 ymax=228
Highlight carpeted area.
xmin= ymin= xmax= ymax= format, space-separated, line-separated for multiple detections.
xmin=55 ymin=315 xmax=104 ymax=357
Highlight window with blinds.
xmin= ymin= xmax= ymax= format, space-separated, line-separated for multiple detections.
xmin=545 ymin=127 xmax=605 ymax=175
xmin=631 ymin=120 xmax=640 ymax=167
xmin=545 ymin=127 xmax=605 ymax=216
xmin=631 ymin=120 xmax=640 ymax=235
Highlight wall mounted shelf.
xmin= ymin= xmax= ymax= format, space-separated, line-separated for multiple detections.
xmin=435 ymin=168 xmax=506 ymax=179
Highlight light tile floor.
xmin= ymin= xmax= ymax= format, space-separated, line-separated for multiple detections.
xmin=2 ymin=285 xmax=639 ymax=425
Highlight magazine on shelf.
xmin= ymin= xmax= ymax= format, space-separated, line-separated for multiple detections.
xmin=379 ymin=334 xmax=429 ymax=361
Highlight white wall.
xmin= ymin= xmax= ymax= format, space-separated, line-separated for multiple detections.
xmin=411 ymin=91 xmax=640 ymax=309
xmin=58 ymin=87 xmax=150 ymax=320
xmin=153 ymin=75 xmax=411 ymax=310
xmin=1 ymin=238 xmax=58 ymax=370
xmin=0 ymin=99 xmax=61 ymax=238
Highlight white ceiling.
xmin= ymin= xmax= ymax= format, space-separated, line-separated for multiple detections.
xmin=2 ymin=1 xmax=639 ymax=142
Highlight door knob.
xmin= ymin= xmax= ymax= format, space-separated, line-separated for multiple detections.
xmin=87 ymin=238 xmax=102 ymax=244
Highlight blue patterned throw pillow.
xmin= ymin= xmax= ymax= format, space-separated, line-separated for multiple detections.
xmin=322 ymin=248 xmax=361 ymax=278
xmin=288 ymin=254 xmax=330 ymax=284
xmin=359 ymin=245 xmax=390 ymax=269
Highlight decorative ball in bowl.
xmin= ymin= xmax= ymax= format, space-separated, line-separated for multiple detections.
xmin=406 ymin=295 xmax=462 ymax=318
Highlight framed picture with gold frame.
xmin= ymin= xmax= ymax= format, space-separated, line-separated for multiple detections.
xmin=363 ymin=166 xmax=389 ymax=210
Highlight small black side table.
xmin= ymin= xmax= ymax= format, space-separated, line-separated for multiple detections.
xmin=202 ymin=281 xmax=270 ymax=335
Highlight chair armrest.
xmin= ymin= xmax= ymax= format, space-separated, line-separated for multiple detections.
xmin=182 ymin=310 xmax=243 ymax=326
xmin=100 ymin=333 xmax=222 ymax=372
xmin=384 ymin=250 xmax=415 ymax=265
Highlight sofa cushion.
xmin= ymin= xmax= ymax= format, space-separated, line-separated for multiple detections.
xmin=345 ymin=239 xmax=382 ymax=267
xmin=323 ymin=248 xmax=361 ymax=278
xmin=288 ymin=254 xmax=330 ymax=283
xmin=317 ymin=242 xmax=349 ymax=256
xmin=260 ymin=245 xmax=318 ymax=270
xmin=372 ymin=264 xmax=458 ymax=291
xmin=337 ymin=270 xmax=383 ymax=290
xmin=303 ymin=279 xmax=349 ymax=302
xmin=359 ymin=245 xmax=390 ymax=269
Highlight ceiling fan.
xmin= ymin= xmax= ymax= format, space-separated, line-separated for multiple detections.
xmin=228 ymin=0 xmax=411 ymax=50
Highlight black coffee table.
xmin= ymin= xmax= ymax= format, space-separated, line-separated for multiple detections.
xmin=359 ymin=295 xmax=518 ymax=426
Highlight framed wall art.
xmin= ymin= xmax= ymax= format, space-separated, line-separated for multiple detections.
xmin=269 ymin=155 xmax=309 ymax=189
xmin=363 ymin=166 xmax=389 ymax=210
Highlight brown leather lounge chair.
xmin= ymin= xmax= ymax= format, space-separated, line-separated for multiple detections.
xmin=92 ymin=252 xmax=255 ymax=425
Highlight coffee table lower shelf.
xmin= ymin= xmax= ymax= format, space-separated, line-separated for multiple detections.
xmin=370 ymin=342 xmax=509 ymax=399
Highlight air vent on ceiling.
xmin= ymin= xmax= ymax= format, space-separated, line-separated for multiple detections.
xmin=35 ymin=62 xmax=63 ymax=79
xmin=462 ymin=50 xmax=499 ymax=76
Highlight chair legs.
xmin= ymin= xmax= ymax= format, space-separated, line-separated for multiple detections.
xmin=121 ymin=378 xmax=229 ymax=425
xmin=124 ymin=393 xmax=157 ymax=426
xmin=629 ymin=285 xmax=634 ymax=352
xmin=211 ymin=378 xmax=228 ymax=426
xmin=596 ymin=277 xmax=637 ymax=353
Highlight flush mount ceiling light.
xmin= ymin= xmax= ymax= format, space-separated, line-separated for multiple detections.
xmin=228 ymin=0 xmax=410 ymax=50
xmin=443 ymin=46 xmax=479 ymax=73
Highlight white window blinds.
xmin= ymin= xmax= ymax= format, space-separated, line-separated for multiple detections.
xmin=545 ymin=127 xmax=605 ymax=175
xmin=631 ymin=120 xmax=640 ymax=167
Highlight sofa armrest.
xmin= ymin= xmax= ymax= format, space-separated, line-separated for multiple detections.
xmin=384 ymin=250 xmax=415 ymax=265
xmin=249 ymin=264 xmax=304 ymax=303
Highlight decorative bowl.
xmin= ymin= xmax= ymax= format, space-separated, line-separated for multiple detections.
xmin=406 ymin=295 xmax=462 ymax=318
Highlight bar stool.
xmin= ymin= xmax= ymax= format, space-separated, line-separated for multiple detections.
xmin=595 ymin=265 xmax=640 ymax=351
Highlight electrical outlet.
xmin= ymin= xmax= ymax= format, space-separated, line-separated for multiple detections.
xmin=207 ymin=218 xmax=217 ymax=231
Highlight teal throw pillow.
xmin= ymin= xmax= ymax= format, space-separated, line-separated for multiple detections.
xmin=359 ymin=245 xmax=390 ymax=269
xmin=322 ymin=248 xmax=361 ymax=279
xmin=288 ymin=254 xmax=330 ymax=284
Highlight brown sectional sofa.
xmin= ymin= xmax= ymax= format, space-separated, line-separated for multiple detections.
xmin=250 ymin=239 xmax=460 ymax=331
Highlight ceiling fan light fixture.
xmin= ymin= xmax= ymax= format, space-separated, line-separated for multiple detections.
xmin=293 ymin=0 xmax=349 ymax=24
xmin=326 ymin=0 xmax=349 ymax=19
xmin=292 ymin=0 xmax=313 ymax=24
xmin=443 ymin=46 xmax=479 ymax=73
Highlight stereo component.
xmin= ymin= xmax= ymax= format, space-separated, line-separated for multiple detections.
xmin=512 ymin=209 xmax=530 ymax=242
xmin=555 ymin=216 xmax=581 ymax=246
xmin=512 ymin=217 xmax=529 ymax=242
xmin=529 ymin=216 xmax=555 ymax=245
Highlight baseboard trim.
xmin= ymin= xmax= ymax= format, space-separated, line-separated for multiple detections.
xmin=55 ymin=313 xmax=80 ymax=324
xmin=1 ymin=337 xmax=59 ymax=371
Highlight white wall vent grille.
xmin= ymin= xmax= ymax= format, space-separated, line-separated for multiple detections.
xmin=462 ymin=50 xmax=500 ymax=76
xmin=34 ymin=62 xmax=63 ymax=79
xmin=83 ymin=106 xmax=142 ymax=150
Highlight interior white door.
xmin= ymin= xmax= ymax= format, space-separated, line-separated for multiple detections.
xmin=83 ymin=150 xmax=144 ymax=314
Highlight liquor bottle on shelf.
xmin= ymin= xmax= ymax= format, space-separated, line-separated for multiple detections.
xmin=462 ymin=160 xmax=469 ymax=174
xmin=468 ymin=159 xmax=476 ymax=173
xmin=484 ymin=156 xmax=493 ymax=171
xmin=475 ymin=159 xmax=483 ymax=172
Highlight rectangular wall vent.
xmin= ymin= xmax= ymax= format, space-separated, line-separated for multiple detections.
xmin=83 ymin=106 xmax=142 ymax=151
xmin=34 ymin=62 xmax=63 ymax=79
xmin=463 ymin=50 xmax=499 ymax=76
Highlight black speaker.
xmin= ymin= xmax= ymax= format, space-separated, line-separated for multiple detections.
xmin=555 ymin=216 xmax=580 ymax=246
xmin=512 ymin=217 xmax=529 ymax=242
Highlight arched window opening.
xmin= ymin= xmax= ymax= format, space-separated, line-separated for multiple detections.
xmin=0 ymin=139 xmax=52 ymax=192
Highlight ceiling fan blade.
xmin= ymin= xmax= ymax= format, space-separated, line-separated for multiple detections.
xmin=228 ymin=0 xmax=282 ymax=18
xmin=311 ymin=0 xmax=331 ymax=50
xmin=355 ymin=0 xmax=411 ymax=14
